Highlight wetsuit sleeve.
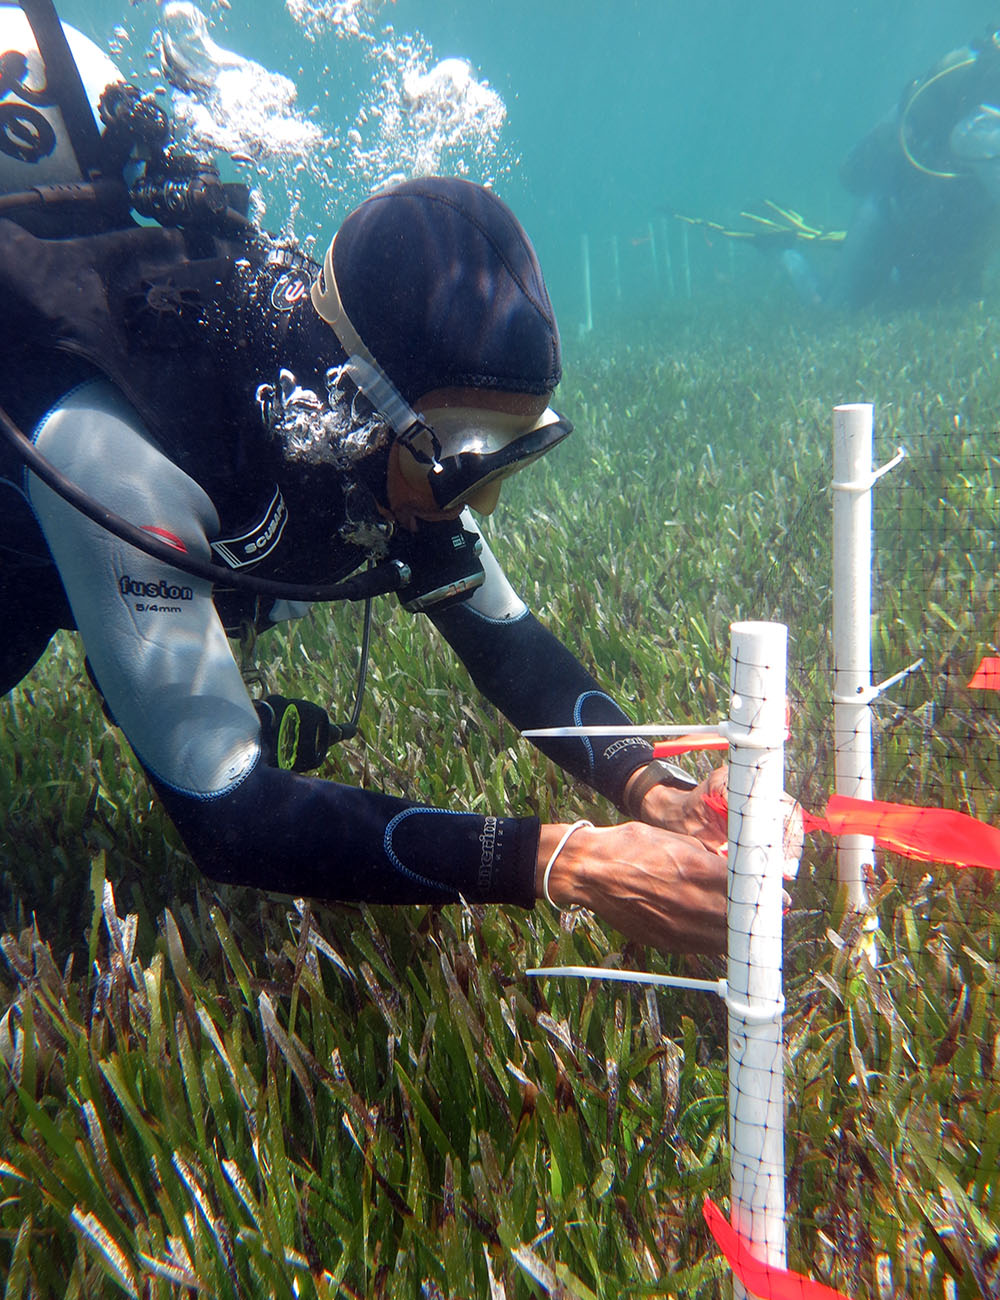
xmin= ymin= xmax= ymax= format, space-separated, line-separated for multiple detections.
xmin=26 ymin=381 xmax=538 ymax=906
xmin=429 ymin=514 xmax=655 ymax=808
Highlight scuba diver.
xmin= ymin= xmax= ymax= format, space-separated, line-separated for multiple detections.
xmin=783 ymin=27 xmax=1000 ymax=311
xmin=0 ymin=1 xmax=729 ymax=954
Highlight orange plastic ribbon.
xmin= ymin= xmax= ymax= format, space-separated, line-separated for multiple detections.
xmin=703 ymin=1199 xmax=852 ymax=1300
xmin=705 ymin=789 xmax=1000 ymax=872
xmin=968 ymin=656 xmax=1000 ymax=690
xmin=652 ymin=735 xmax=728 ymax=759
xmin=811 ymin=794 xmax=1000 ymax=870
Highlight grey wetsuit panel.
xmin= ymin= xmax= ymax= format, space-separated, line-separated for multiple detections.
xmin=458 ymin=510 xmax=528 ymax=623
xmin=26 ymin=379 xmax=261 ymax=796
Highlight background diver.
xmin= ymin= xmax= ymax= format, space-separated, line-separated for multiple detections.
xmin=779 ymin=26 xmax=1000 ymax=311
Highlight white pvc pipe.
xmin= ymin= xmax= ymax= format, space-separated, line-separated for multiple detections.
xmin=647 ymin=221 xmax=660 ymax=290
xmin=611 ymin=235 xmax=622 ymax=303
xmin=581 ymin=233 xmax=593 ymax=334
xmin=681 ymin=221 xmax=692 ymax=298
xmin=832 ymin=403 xmax=876 ymax=913
xmin=727 ymin=621 xmax=788 ymax=1297
xmin=659 ymin=215 xmax=676 ymax=297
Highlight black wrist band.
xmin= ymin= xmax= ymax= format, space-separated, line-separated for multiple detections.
xmin=623 ymin=758 xmax=698 ymax=820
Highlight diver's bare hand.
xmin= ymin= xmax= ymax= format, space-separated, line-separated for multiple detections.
xmin=536 ymin=821 xmax=727 ymax=956
xmin=628 ymin=764 xmax=804 ymax=878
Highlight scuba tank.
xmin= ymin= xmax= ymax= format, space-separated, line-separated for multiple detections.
xmin=0 ymin=0 xmax=252 ymax=233
xmin=0 ymin=2 xmax=116 ymax=188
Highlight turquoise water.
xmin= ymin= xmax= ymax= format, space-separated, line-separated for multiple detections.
xmin=36 ymin=0 xmax=1000 ymax=329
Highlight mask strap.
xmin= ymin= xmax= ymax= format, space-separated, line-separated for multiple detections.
xmin=311 ymin=237 xmax=422 ymax=436
xmin=396 ymin=421 xmax=443 ymax=468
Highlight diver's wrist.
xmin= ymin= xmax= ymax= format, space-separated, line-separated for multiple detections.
xmin=622 ymin=759 xmax=696 ymax=821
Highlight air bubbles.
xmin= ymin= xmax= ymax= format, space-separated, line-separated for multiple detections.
xmin=109 ymin=25 xmax=130 ymax=57
xmin=343 ymin=38 xmax=509 ymax=193
xmin=280 ymin=0 xmax=511 ymax=191
xmin=119 ymin=0 xmax=510 ymax=237
xmin=285 ymin=0 xmax=391 ymax=44
xmin=154 ymin=0 xmax=329 ymax=216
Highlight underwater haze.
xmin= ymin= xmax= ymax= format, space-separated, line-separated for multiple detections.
xmin=5 ymin=6 xmax=1000 ymax=1295
xmin=51 ymin=0 xmax=1000 ymax=332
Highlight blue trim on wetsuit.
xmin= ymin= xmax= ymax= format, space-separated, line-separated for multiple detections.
xmin=430 ymin=602 xmax=654 ymax=805
xmin=153 ymin=761 xmax=539 ymax=907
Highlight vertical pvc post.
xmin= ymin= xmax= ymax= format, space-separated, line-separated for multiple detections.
xmin=610 ymin=235 xmax=622 ymax=303
xmin=580 ymin=233 xmax=593 ymax=334
xmin=659 ymin=215 xmax=676 ymax=297
xmin=726 ymin=621 xmax=787 ymax=1298
xmin=647 ymin=220 xmax=660 ymax=290
xmin=832 ymin=403 xmax=876 ymax=913
xmin=681 ymin=221 xmax=692 ymax=298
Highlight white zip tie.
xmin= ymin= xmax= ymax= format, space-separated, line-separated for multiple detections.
xmin=830 ymin=445 xmax=906 ymax=493
xmin=526 ymin=965 xmax=786 ymax=1025
xmin=540 ymin=821 xmax=593 ymax=908
xmin=721 ymin=722 xmax=788 ymax=751
xmin=832 ymin=656 xmax=925 ymax=706
xmin=526 ymin=964 xmax=727 ymax=996
xmin=522 ymin=721 xmax=785 ymax=751
xmin=723 ymin=992 xmax=786 ymax=1026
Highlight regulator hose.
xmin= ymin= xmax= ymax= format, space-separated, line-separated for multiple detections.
xmin=0 ymin=402 xmax=408 ymax=604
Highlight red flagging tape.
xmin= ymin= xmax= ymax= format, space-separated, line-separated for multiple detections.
xmin=706 ymin=788 xmax=1000 ymax=872
xmin=968 ymin=656 xmax=1000 ymax=690
xmin=703 ymin=1199 xmax=851 ymax=1300
xmin=817 ymin=795 xmax=1000 ymax=870
xmin=704 ymin=790 xmax=727 ymax=818
xmin=652 ymin=735 xmax=729 ymax=759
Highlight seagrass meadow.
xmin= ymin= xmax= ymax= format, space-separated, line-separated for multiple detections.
xmin=1 ymin=295 xmax=999 ymax=1298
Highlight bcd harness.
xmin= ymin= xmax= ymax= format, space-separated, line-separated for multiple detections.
xmin=0 ymin=0 xmax=487 ymax=763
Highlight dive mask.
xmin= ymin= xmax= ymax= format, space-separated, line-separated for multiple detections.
xmin=310 ymin=235 xmax=572 ymax=510
xmin=395 ymin=405 xmax=571 ymax=511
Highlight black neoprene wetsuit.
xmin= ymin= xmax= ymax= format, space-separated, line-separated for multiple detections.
xmin=0 ymin=220 xmax=659 ymax=908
